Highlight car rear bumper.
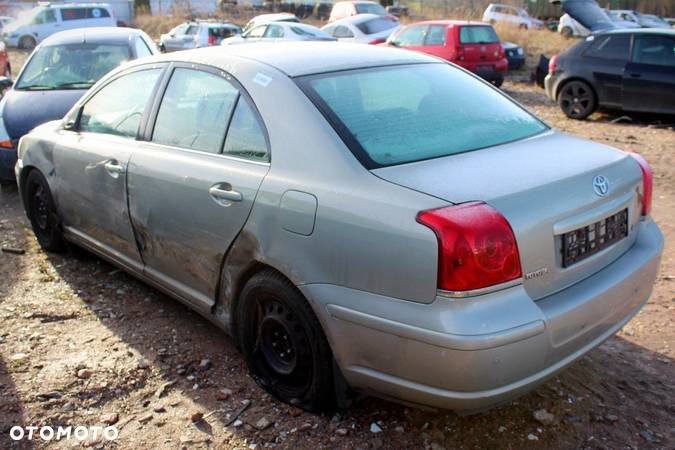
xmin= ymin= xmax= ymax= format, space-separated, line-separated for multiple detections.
xmin=544 ymin=73 xmax=558 ymax=100
xmin=0 ymin=145 xmax=16 ymax=181
xmin=301 ymin=218 xmax=663 ymax=411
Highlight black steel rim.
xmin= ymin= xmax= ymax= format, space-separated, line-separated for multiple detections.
xmin=30 ymin=184 xmax=50 ymax=232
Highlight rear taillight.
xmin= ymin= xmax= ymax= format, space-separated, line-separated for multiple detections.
xmin=548 ymin=54 xmax=558 ymax=75
xmin=628 ymin=153 xmax=653 ymax=216
xmin=0 ymin=140 xmax=12 ymax=149
xmin=417 ymin=202 xmax=522 ymax=293
xmin=369 ymin=38 xmax=385 ymax=45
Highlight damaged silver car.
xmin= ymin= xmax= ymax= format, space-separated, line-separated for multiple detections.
xmin=16 ymin=43 xmax=663 ymax=412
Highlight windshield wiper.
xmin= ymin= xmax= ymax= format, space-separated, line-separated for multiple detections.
xmin=17 ymin=84 xmax=53 ymax=90
xmin=53 ymin=81 xmax=94 ymax=89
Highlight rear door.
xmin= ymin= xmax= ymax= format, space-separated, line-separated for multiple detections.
xmin=580 ymin=33 xmax=631 ymax=109
xmin=128 ymin=64 xmax=270 ymax=312
xmin=53 ymin=65 xmax=165 ymax=271
xmin=622 ymin=33 xmax=675 ymax=114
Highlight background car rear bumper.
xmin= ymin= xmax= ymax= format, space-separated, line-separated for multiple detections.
xmin=0 ymin=146 xmax=16 ymax=181
xmin=300 ymin=219 xmax=663 ymax=411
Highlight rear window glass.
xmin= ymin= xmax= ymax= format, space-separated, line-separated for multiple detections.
xmin=459 ymin=26 xmax=499 ymax=44
xmin=300 ymin=64 xmax=547 ymax=168
xmin=355 ymin=17 xmax=398 ymax=35
xmin=355 ymin=3 xmax=387 ymax=15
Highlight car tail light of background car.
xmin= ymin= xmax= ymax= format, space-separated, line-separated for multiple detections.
xmin=369 ymin=38 xmax=386 ymax=45
xmin=417 ymin=202 xmax=522 ymax=293
xmin=548 ymin=54 xmax=558 ymax=74
xmin=628 ymin=152 xmax=653 ymax=216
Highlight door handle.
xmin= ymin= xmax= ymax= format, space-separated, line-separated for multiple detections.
xmin=104 ymin=160 xmax=125 ymax=178
xmin=209 ymin=184 xmax=242 ymax=203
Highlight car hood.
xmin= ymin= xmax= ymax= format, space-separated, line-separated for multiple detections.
xmin=553 ymin=0 xmax=617 ymax=32
xmin=2 ymin=89 xmax=85 ymax=139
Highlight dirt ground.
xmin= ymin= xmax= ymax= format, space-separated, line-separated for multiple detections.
xmin=0 ymin=49 xmax=674 ymax=450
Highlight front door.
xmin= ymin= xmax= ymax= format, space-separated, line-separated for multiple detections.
xmin=622 ymin=33 xmax=675 ymax=114
xmin=53 ymin=66 xmax=165 ymax=271
xmin=128 ymin=65 xmax=270 ymax=312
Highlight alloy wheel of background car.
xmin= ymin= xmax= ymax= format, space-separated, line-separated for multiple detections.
xmin=19 ymin=36 xmax=36 ymax=50
xmin=25 ymin=170 xmax=66 ymax=252
xmin=558 ymin=80 xmax=596 ymax=120
xmin=237 ymin=270 xmax=335 ymax=411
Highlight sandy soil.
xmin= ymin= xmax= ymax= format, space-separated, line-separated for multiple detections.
xmin=0 ymin=50 xmax=673 ymax=450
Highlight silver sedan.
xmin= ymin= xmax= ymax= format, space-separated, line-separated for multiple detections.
xmin=15 ymin=42 xmax=663 ymax=412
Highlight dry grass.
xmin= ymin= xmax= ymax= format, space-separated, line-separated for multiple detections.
xmin=492 ymin=22 xmax=575 ymax=70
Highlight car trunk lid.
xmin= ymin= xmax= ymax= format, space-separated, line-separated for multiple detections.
xmin=371 ymin=131 xmax=643 ymax=300
xmin=456 ymin=25 xmax=503 ymax=65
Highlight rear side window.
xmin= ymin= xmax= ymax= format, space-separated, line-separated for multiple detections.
xmin=391 ymin=25 xmax=426 ymax=46
xmin=80 ymin=69 xmax=162 ymax=138
xmin=584 ymin=34 xmax=630 ymax=61
xmin=222 ymin=99 xmax=269 ymax=162
xmin=355 ymin=17 xmax=397 ymax=35
xmin=333 ymin=25 xmax=354 ymax=38
xmin=264 ymin=25 xmax=284 ymax=38
xmin=459 ymin=26 xmax=499 ymax=44
xmin=246 ymin=25 xmax=267 ymax=38
xmin=632 ymin=35 xmax=675 ymax=67
xmin=425 ymin=25 xmax=446 ymax=45
xmin=152 ymin=68 xmax=239 ymax=154
xmin=61 ymin=8 xmax=87 ymax=21
xmin=32 ymin=9 xmax=57 ymax=24
xmin=300 ymin=64 xmax=547 ymax=168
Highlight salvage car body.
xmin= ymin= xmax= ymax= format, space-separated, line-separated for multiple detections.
xmin=16 ymin=43 xmax=663 ymax=411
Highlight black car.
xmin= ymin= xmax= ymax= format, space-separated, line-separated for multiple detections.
xmin=545 ymin=29 xmax=675 ymax=119
xmin=503 ymin=42 xmax=525 ymax=70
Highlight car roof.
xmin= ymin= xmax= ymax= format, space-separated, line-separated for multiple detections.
xmin=330 ymin=13 xmax=383 ymax=25
xmin=599 ymin=28 xmax=675 ymax=37
xmin=40 ymin=27 xmax=142 ymax=46
xmin=133 ymin=41 xmax=438 ymax=77
xmin=252 ymin=13 xmax=298 ymax=22
xmin=46 ymin=2 xmax=111 ymax=8
xmin=411 ymin=19 xmax=492 ymax=26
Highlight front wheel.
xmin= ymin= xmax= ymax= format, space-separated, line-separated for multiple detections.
xmin=492 ymin=75 xmax=504 ymax=88
xmin=18 ymin=35 xmax=36 ymax=50
xmin=558 ymin=80 xmax=596 ymax=120
xmin=237 ymin=270 xmax=336 ymax=412
xmin=24 ymin=170 xmax=66 ymax=252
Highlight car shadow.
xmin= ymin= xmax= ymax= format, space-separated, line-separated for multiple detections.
xmin=2 ymin=186 xmax=673 ymax=448
xmin=0 ymin=186 xmax=35 ymax=450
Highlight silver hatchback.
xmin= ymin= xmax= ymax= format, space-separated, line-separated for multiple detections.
xmin=16 ymin=43 xmax=663 ymax=412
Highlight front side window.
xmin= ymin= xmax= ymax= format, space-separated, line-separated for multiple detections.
xmin=264 ymin=25 xmax=284 ymax=38
xmin=185 ymin=25 xmax=199 ymax=35
xmin=246 ymin=25 xmax=267 ymax=38
xmin=585 ymin=34 xmax=630 ymax=61
xmin=172 ymin=24 xmax=189 ymax=36
xmin=300 ymin=63 xmax=547 ymax=168
xmin=61 ymin=8 xmax=87 ymax=21
xmin=80 ymin=69 xmax=162 ymax=138
xmin=32 ymin=10 xmax=56 ymax=24
xmin=355 ymin=17 xmax=398 ymax=35
xmin=16 ymin=43 xmax=130 ymax=90
xmin=459 ymin=26 xmax=499 ymax=44
xmin=632 ymin=35 xmax=675 ymax=67
xmin=425 ymin=25 xmax=446 ymax=45
xmin=152 ymin=68 xmax=239 ymax=154
xmin=223 ymin=98 xmax=269 ymax=162
xmin=391 ymin=25 xmax=426 ymax=46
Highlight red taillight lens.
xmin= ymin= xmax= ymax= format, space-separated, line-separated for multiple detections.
xmin=417 ymin=202 xmax=522 ymax=292
xmin=369 ymin=38 xmax=385 ymax=45
xmin=548 ymin=54 xmax=558 ymax=75
xmin=0 ymin=140 xmax=13 ymax=149
xmin=628 ymin=153 xmax=653 ymax=216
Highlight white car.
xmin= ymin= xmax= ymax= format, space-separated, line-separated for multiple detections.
xmin=1 ymin=3 xmax=115 ymax=49
xmin=482 ymin=3 xmax=543 ymax=29
xmin=328 ymin=1 xmax=390 ymax=22
xmin=222 ymin=22 xmax=335 ymax=45
xmin=321 ymin=13 xmax=399 ymax=44
xmin=160 ymin=21 xmax=241 ymax=52
xmin=242 ymin=13 xmax=300 ymax=34
xmin=558 ymin=11 xmax=640 ymax=38
xmin=612 ymin=10 xmax=671 ymax=29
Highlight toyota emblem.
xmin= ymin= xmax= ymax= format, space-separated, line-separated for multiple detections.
xmin=593 ymin=175 xmax=609 ymax=196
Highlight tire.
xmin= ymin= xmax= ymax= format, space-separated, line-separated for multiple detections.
xmin=558 ymin=80 xmax=597 ymax=120
xmin=519 ymin=23 xmax=529 ymax=30
xmin=561 ymin=26 xmax=573 ymax=39
xmin=24 ymin=170 xmax=66 ymax=253
xmin=18 ymin=36 xmax=36 ymax=50
xmin=237 ymin=270 xmax=336 ymax=412
xmin=492 ymin=75 xmax=504 ymax=88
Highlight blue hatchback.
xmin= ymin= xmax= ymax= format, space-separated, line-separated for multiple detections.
xmin=0 ymin=27 xmax=158 ymax=184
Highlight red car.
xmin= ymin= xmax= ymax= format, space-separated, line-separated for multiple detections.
xmin=383 ymin=20 xmax=508 ymax=87
xmin=0 ymin=40 xmax=10 ymax=78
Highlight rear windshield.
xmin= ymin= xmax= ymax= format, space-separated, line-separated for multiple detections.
xmin=356 ymin=17 xmax=398 ymax=35
xmin=299 ymin=63 xmax=547 ymax=168
xmin=459 ymin=26 xmax=499 ymax=44
xmin=355 ymin=3 xmax=387 ymax=15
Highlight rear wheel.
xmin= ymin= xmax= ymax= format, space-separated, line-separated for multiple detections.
xmin=18 ymin=36 xmax=36 ymax=50
xmin=24 ymin=170 xmax=66 ymax=252
xmin=492 ymin=75 xmax=504 ymax=88
xmin=237 ymin=270 xmax=335 ymax=412
xmin=558 ymin=80 xmax=596 ymax=120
